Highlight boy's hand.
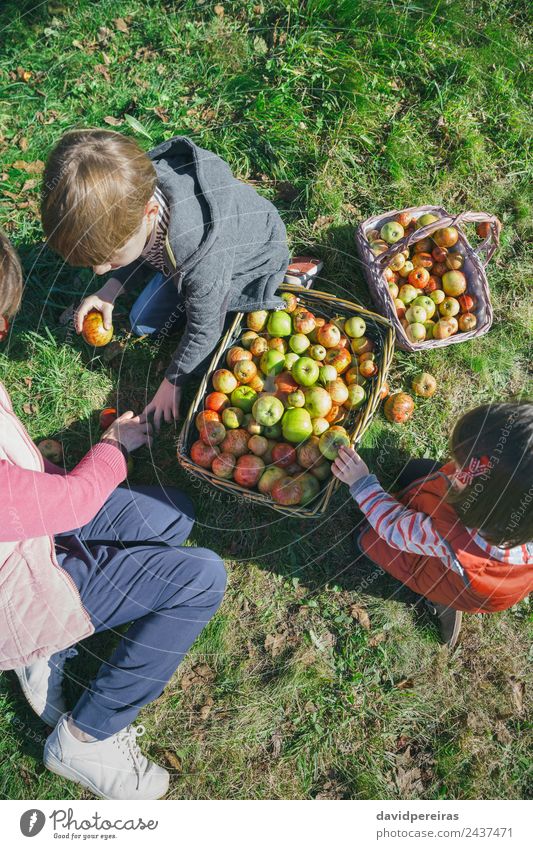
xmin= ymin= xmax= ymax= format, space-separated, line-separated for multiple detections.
xmin=142 ymin=377 xmax=182 ymax=431
xmin=75 ymin=278 xmax=124 ymax=333
xmin=101 ymin=411 xmax=153 ymax=453
xmin=332 ymin=446 xmax=370 ymax=486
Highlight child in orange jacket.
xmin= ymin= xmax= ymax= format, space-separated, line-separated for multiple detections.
xmin=332 ymin=402 xmax=533 ymax=647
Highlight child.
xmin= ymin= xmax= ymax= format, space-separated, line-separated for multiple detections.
xmin=41 ymin=129 xmax=319 ymax=428
xmin=332 ymin=402 xmax=533 ymax=647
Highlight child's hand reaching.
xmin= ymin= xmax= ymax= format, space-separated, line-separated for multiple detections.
xmin=142 ymin=377 xmax=182 ymax=431
xmin=332 ymin=446 xmax=370 ymax=486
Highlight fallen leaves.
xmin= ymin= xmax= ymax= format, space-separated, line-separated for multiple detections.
xmin=11 ymin=160 xmax=44 ymax=174
xmin=103 ymin=115 xmax=123 ymax=127
xmin=214 ymin=4 xmax=225 ymax=17
xmin=350 ymin=604 xmax=371 ymax=630
xmin=509 ymin=676 xmax=525 ymax=714
xmin=113 ymin=17 xmax=130 ymax=34
xmin=161 ymin=750 xmax=182 ymax=771
xmin=94 ymin=64 xmax=111 ymax=83
xmin=180 ymin=662 xmax=215 ymax=691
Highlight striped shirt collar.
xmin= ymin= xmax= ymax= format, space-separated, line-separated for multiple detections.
xmin=141 ymin=185 xmax=171 ymax=274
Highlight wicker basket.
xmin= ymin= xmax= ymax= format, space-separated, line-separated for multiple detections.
xmin=177 ymin=285 xmax=394 ymax=519
xmin=354 ymin=206 xmax=501 ymax=352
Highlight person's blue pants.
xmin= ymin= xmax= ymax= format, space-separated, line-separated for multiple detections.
xmin=129 ymin=272 xmax=185 ymax=336
xmin=55 ymin=485 xmax=226 ymax=740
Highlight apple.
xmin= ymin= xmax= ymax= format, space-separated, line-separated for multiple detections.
xmin=396 ymin=211 xmax=414 ymax=228
xmin=384 ymin=267 xmax=395 ymax=282
xmin=458 ymin=294 xmax=476 ymax=312
xmin=252 ymin=394 xmax=285 ymax=427
xmin=424 ymin=275 xmax=440 ymax=293
xmin=272 ymin=442 xmax=297 ymax=468
xmin=429 ymin=289 xmax=446 ymax=305
xmin=268 ymin=337 xmax=288 ymax=354
xmin=233 ymin=454 xmax=265 ymax=488
xmin=205 ymin=392 xmax=230 ymax=413
xmin=191 ymin=439 xmax=219 ymax=468
xmin=226 ymin=346 xmax=252 ymax=369
xmin=326 ymin=378 xmax=349 ymax=405
xmin=411 ymin=252 xmax=433 ymax=270
xmin=222 ymin=406 xmax=244 ymax=429
xmin=442 ymin=270 xmax=467 ymax=297
xmin=439 ymin=297 xmax=460 ymax=318
xmin=297 ymin=436 xmax=322 ymax=469
xmin=345 ymin=366 xmax=365 ymax=386
xmin=423 ymin=320 xmax=435 ymax=338
xmin=413 ymin=238 xmax=434 ymax=254
xmin=307 ymin=316 xmax=325 ymax=343
xmin=398 ymin=261 xmax=414 ymax=279
xmin=295 ymin=472 xmax=321 ymax=506
xmin=431 ymin=262 xmax=447 ymax=277
xmin=230 ymin=385 xmax=258 ymax=412
xmin=343 ymin=316 xmax=366 ymax=339
xmin=458 ymin=312 xmax=477 ymax=331
xmin=398 ymin=284 xmax=418 ymax=304
xmin=417 ymin=212 xmax=439 ymax=228
xmin=246 ymin=310 xmax=269 ymax=332
xmin=82 ymin=309 xmax=113 ymax=347
xmin=258 ymin=466 xmax=286 ymax=494
xmin=99 ymin=407 xmax=117 ymax=430
xmin=292 ymin=308 xmax=316 ymax=335
xmin=220 ymin=428 xmax=249 ymax=457
xmin=433 ymin=318 xmax=457 ymax=339
xmin=408 ymin=267 xmax=430 ymax=289
xmin=344 ymin=384 xmax=366 ymax=410
xmin=433 ymin=226 xmax=459 ymax=248
xmin=366 ymin=228 xmax=380 ymax=241
xmin=312 ymin=417 xmax=330 ymax=436
xmin=289 ymin=333 xmax=310 ymax=354
xmin=212 ymin=452 xmax=236 ymax=479
xmin=318 ymin=364 xmax=338 ymax=384
xmin=309 ymin=344 xmax=326 ymax=361
xmin=310 ymin=460 xmax=332 ymax=481
xmin=233 ymin=359 xmax=257 ymax=384
xmin=394 ymin=298 xmax=406 ymax=319
xmin=476 ymin=221 xmax=491 ymax=238
xmin=282 ymin=408 xmax=313 ymax=443
xmin=292 ymin=356 xmax=320 ymax=386
xmin=384 ymin=392 xmax=414 ymax=424
xmin=304 ymin=386 xmax=333 ymax=418
xmin=287 ymin=389 xmax=305 ymax=407
xmin=212 ymin=368 xmax=238 ymax=394
xmin=260 ymin=349 xmax=285 ymax=376
xmin=319 ymin=426 xmax=350 ymax=460
xmin=281 ymin=291 xmax=298 ymax=313
xmin=249 ymin=373 xmax=265 ymax=393
xmin=241 ymin=330 xmax=258 ymax=349
xmin=317 ymin=322 xmax=341 ymax=348
xmin=413 ymin=295 xmax=436 ymax=319
xmin=200 ymin=420 xmax=226 ymax=446
xmin=405 ymin=305 xmax=427 ymax=324
xmin=275 ymin=370 xmax=299 ymax=394
xmin=359 ymin=359 xmax=378 ymax=378
xmin=263 ymin=422 xmax=282 ymax=439
xmin=411 ymin=371 xmax=437 ymax=398
xmin=271 ymin=476 xmax=303 ymax=506
xmin=37 ymin=438 xmax=63 ymax=464
xmin=388 ymin=281 xmax=399 ymax=299
xmin=246 ymin=418 xmax=264 ymax=436
xmin=266 ymin=310 xmax=291 ymax=337
xmin=445 ymin=252 xmax=464 ymax=271
xmin=380 ymin=221 xmax=404 ymax=243
xmin=405 ymin=322 xmax=426 ymax=343
xmin=196 ymin=409 xmax=220 ymax=430
xmin=324 ymin=347 xmax=351 ymax=374
xmin=379 ymin=381 xmax=390 ymax=400
xmin=250 ymin=336 xmax=268 ymax=357
xmin=389 ymin=252 xmax=406 ymax=272
xmin=370 ymin=240 xmax=389 ymax=256
xmin=432 ymin=246 xmax=448 ymax=262
xmin=283 ymin=352 xmax=299 ymax=370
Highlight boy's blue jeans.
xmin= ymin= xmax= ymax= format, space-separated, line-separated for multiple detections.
xmin=55 ymin=485 xmax=226 ymax=740
xmin=129 ymin=273 xmax=185 ymax=336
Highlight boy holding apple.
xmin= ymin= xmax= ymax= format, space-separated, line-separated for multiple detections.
xmin=41 ymin=130 xmax=319 ymax=428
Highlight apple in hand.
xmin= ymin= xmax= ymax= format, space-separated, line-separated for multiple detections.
xmin=292 ymin=356 xmax=320 ymax=386
xmin=319 ymin=426 xmax=350 ymax=460
xmin=99 ymin=407 xmax=118 ymax=430
xmin=82 ymin=310 xmax=113 ymax=347
xmin=304 ymin=386 xmax=333 ymax=418
xmin=252 ymin=394 xmax=285 ymax=427
xmin=411 ymin=371 xmax=437 ymax=398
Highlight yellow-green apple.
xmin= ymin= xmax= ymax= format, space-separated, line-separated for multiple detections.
xmin=241 ymin=330 xmax=258 ymax=349
xmin=370 ymin=240 xmax=388 ymax=256
xmin=445 ymin=252 xmax=464 ymax=270
xmin=234 ymin=455 xmax=265 ymax=488
xmin=439 ymin=297 xmax=460 ymax=318
xmin=292 ymin=356 xmax=320 ymax=386
xmin=417 ymin=213 xmax=439 ymax=228
xmin=398 ymin=261 xmax=414 ymax=278
xmin=297 ymin=436 xmax=322 ymax=469
xmin=289 ymin=333 xmax=310 ymax=354
xmin=344 ymin=384 xmax=366 ymax=410
xmin=260 ymin=349 xmax=285 ymax=376
xmin=226 ymin=346 xmax=252 ymax=368
xmin=230 ymin=385 xmax=258 ymax=412
xmin=319 ymin=426 xmax=350 ymax=460
xmin=411 ymin=371 xmax=437 ymax=398
xmin=413 ymin=295 xmax=436 ymax=319
xmin=199 ymin=420 xmax=226 ymax=446
xmin=304 ymin=386 xmax=333 ymax=418
xmin=267 ymin=310 xmax=292 ymax=337
xmin=284 ymin=352 xmax=300 ymax=370
xmin=281 ymin=408 xmax=313 ymax=443
xmin=429 ymin=289 xmax=446 ymax=305
xmin=292 ymin=308 xmax=316 ymax=334
xmin=295 ymin=472 xmax=321 ymax=505
xmin=191 ymin=440 xmax=219 ymax=469
xmin=351 ymin=336 xmax=375 ymax=356
xmin=212 ymin=368 xmax=238 ymax=394
xmin=250 ymin=336 xmax=268 ymax=357
xmin=249 ymin=373 xmax=265 ymax=393
xmin=281 ymin=291 xmax=298 ymax=313
xmin=287 ymin=389 xmax=305 ymax=407
xmin=319 ymin=363 xmax=338 ymax=384
xmin=326 ymin=378 xmax=349 ymax=405
xmin=433 ymin=226 xmax=459 ymax=248
xmin=257 ymin=466 xmax=286 ymax=494
xmin=268 ymin=337 xmax=287 ymax=353
xmin=423 ymin=320 xmax=435 ymax=338
xmin=272 ymin=442 xmax=297 ymax=468
xmin=271 ymin=476 xmax=303 ymax=506
xmin=37 ymin=438 xmax=63 ymax=464
xmin=310 ymin=459 xmax=332 ymax=481
xmin=212 ymin=452 xmax=236 ymax=479
xmin=233 ymin=359 xmax=257 ymax=384
xmin=458 ymin=312 xmax=477 ymax=331
xmin=388 ymin=281 xmax=399 ymax=299
xmin=312 ymin=417 xmax=330 ymax=436
xmin=309 ymin=344 xmax=326 ymax=361
xmin=389 ymin=252 xmax=406 ymax=271
xmin=222 ymin=406 xmax=244 ymax=429
xmin=442 ymin=270 xmax=466 ymax=297
xmin=398 ymin=283 xmax=418 ymax=304
xmin=252 ymin=394 xmax=285 ymax=427
xmin=380 ymin=221 xmax=404 ymax=243
xmin=220 ymin=428 xmax=249 ymax=457
xmin=317 ymin=322 xmax=341 ymax=348
xmin=324 ymin=347 xmax=351 ymax=374
xmin=405 ymin=305 xmax=427 ymax=324
xmin=405 ymin=322 xmax=426 ymax=343
xmin=246 ymin=310 xmax=268 ymax=332
xmin=344 ymin=316 xmax=366 ymax=338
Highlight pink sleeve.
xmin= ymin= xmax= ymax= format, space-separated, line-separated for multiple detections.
xmin=42 ymin=457 xmax=68 ymax=475
xmin=0 ymin=442 xmax=127 ymax=541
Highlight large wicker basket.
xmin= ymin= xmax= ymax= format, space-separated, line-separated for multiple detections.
xmin=354 ymin=206 xmax=501 ymax=352
xmin=177 ymin=285 xmax=394 ymax=519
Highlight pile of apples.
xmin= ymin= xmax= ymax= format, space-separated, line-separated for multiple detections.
xmin=367 ymin=212 xmax=481 ymax=343
xmin=189 ymin=293 xmax=383 ymax=507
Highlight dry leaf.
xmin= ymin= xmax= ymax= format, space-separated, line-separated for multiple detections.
xmin=312 ymin=214 xmax=334 ymax=230
xmin=23 ymin=376 xmax=32 ymax=388
xmin=94 ymin=64 xmax=111 ymax=82
xmin=214 ymin=4 xmax=224 ymax=16
xmin=154 ymin=106 xmax=169 ymax=123
xmin=18 ymin=137 xmax=29 ymax=152
xmin=22 ymin=178 xmax=38 ymax=192
xmin=264 ymin=632 xmax=287 ymax=657
xmin=12 ymin=160 xmax=44 ymax=174
xmin=114 ymin=17 xmax=130 ymax=33
xmin=199 ymin=696 xmax=214 ymax=720
xmin=22 ymin=402 xmax=36 ymax=415
xmin=395 ymin=678 xmax=415 ymax=690
xmin=509 ymin=676 xmax=524 ymax=713
xmin=350 ymin=604 xmax=371 ymax=630
xmin=103 ymin=115 xmax=122 ymax=126
xmin=97 ymin=26 xmax=114 ymax=43
xmin=162 ymin=750 xmax=182 ymax=771
xmin=17 ymin=67 xmax=32 ymax=82
xmin=271 ymin=729 xmax=283 ymax=758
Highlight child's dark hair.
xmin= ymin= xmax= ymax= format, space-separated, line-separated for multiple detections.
xmin=448 ymin=402 xmax=533 ymax=547
xmin=0 ymin=230 xmax=23 ymax=317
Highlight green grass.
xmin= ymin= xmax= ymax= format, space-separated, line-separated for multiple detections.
xmin=0 ymin=0 xmax=532 ymax=800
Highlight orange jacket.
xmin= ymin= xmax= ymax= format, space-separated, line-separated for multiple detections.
xmin=358 ymin=463 xmax=533 ymax=612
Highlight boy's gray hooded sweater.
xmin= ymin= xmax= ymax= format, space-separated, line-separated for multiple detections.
xmin=113 ymin=136 xmax=288 ymax=386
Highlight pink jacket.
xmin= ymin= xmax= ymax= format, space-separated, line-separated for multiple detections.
xmin=0 ymin=382 xmax=127 ymax=670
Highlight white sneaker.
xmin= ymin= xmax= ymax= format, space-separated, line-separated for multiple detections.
xmin=44 ymin=713 xmax=169 ymax=800
xmin=14 ymin=647 xmax=78 ymax=727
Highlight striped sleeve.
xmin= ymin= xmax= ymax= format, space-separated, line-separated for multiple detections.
xmin=349 ymin=474 xmax=456 ymax=565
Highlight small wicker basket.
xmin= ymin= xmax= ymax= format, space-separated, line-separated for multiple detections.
xmin=354 ymin=206 xmax=501 ymax=352
xmin=177 ymin=285 xmax=394 ymax=519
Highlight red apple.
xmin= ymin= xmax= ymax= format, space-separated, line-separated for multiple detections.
xmin=220 ymin=428 xmax=249 ymax=457
xmin=292 ymin=307 xmax=316 ymax=335
xmin=433 ymin=226 xmax=459 ymax=248
xmin=196 ymin=409 xmax=220 ymax=430
xmin=248 ymin=434 xmax=269 ymax=456
xmin=476 ymin=221 xmax=491 ymax=238
xmin=383 ymin=392 xmax=414 ymax=424
xmin=317 ymin=322 xmax=341 ymax=348
xmin=212 ymin=452 xmax=236 ymax=479
xmin=226 ymin=346 xmax=252 ymax=368
xmin=396 ymin=211 xmax=414 ymax=229
xmin=432 ymin=246 xmax=448 ymax=262
xmin=297 ymin=436 xmax=322 ymax=469
xmin=359 ymin=359 xmax=378 ymax=378
xmin=234 ymin=454 xmax=265 ymax=488
xmin=205 ymin=392 xmax=230 ymax=413
xmin=379 ymin=381 xmax=390 ymax=400
xmin=212 ymin=368 xmax=238 ymax=394
xmin=408 ymin=267 xmax=430 ymax=289
xmin=411 ymin=372 xmax=437 ymax=398
xmin=99 ymin=407 xmax=117 ymax=430
xmin=458 ymin=293 xmax=476 ymax=313
xmin=424 ymin=276 xmax=440 ymax=293
xmin=431 ymin=262 xmax=447 ymax=277
xmin=324 ymin=346 xmax=351 ymax=374
xmin=191 ymin=440 xmax=219 ymax=468
xmin=271 ymin=476 xmax=303 ymax=506
xmin=272 ymin=442 xmax=297 ymax=468
xmin=258 ymin=466 xmax=286 ymax=494
xmin=274 ymin=370 xmax=299 ymax=394
xmin=37 ymin=438 xmax=63 ymax=464
xmin=294 ymin=472 xmax=321 ymax=506
xmin=199 ymin=420 xmax=226 ymax=446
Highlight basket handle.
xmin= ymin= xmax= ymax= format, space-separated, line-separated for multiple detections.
xmin=375 ymin=210 xmax=501 ymax=270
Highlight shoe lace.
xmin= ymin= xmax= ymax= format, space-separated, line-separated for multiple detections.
xmin=112 ymin=725 xmax=147 ymax=788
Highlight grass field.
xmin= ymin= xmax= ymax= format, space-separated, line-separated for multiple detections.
xmin=0 ymin=0 xmax=531 ymax=800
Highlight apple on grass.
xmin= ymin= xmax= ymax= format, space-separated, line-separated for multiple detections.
xmin=319 ymin=426 xmax=350 ymax=460
xmin=282 ymin=408 xmax=313 ymax=443
xmin=212 ymin=452 xmax=236 ymax=479
xmin=292 ymin=356 xmax=320 ymax=387
xmin=212 ymin=368 xmax=238 ymax=394
xmin=37 ymin=438 xmax=63 ymax=464
xmin=230 ymin=386 xmax=258 ymax=413
xmin=252 ymin=394 xmax=285 ymax=427
xmin=267 ymin=310 xmax=292 ymax=337
xmin=384 ymin=392 xmax=414 ymax=424
xmin=411 ymin=372 xmax=437 ymax=398
xmin=222 ymin=406 xmax=244 ymax=429
xmin=260 ymin=349 xmax=285 ymax=376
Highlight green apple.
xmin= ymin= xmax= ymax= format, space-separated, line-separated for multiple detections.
xmin=230 ymin=385 xmax=258 ymax=413
xmin=267 ymin=310 xmax=292 ymax=337
xmin=289 ymin=333 xmax=310 ymax=354
xmin=405 ymin=305 xmax=427 ymax=324
xmin=318 ymin=364 xmax=338 ymax=384
xmin=309 ymin=344 xmax=326 ymax=361
xmin=344 ymin=316 xmax=366 ymax=338
xmin=405 ymin=322 xmax=426 ymax=342
xmin=282 ymin=407 xmax=313 ymax=443
xmin=260 ymin=349 xmax=285 ymax=376
xmin=344 ymin=384 xmax=366 ymax=410
xmin=263 ymin=422 xmax=282 ymax=439
xmin=222 ymin=406 xmax=244 ymax=429
xmin=413 ymin=294 xmax=436 ymax=319
xmin=319 ymin=427 xmax=350 ymax=460
xmin=423 ymin=320 xmax=435 ymax=339
xmin=398 ymin=284 xmax=418 ymax=304
xmin=284 ymin=352 xmax=300 ymax=370
xmin=295 ymin=472 xmax=321 ymax=506
xmin=287 ymin=389 xmax=305 ymax=407
xmin=304 ymin=386 xmax=332 ymax=418
xmin=252 ymin=394 xmax=284 ymax=427
xmin=292 ymin=356 xmax=320 ymax=387
xmin=312 ymin=417 xmax=330 ymax=436
xmin=429 ymin=289 xmax=446 ymax=305
xmin=417 ymin=212 xmax=439 ymax=228
xmin=380 ymin=221 xmax=404 ymax=244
